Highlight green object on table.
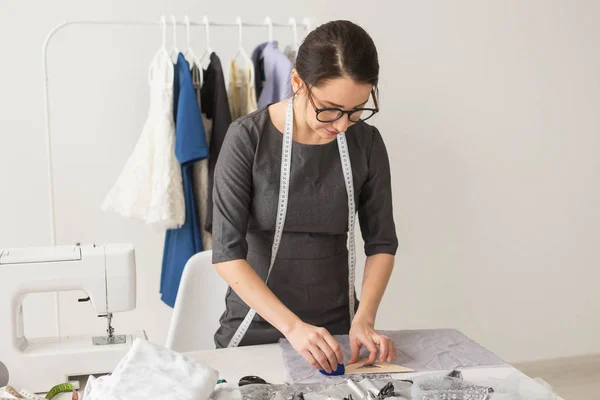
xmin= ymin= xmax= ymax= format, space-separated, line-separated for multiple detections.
xmin=45 ymin=383 xmax=74 ymax=399
xmin=217 ymin=379 xmax=227 ymax=384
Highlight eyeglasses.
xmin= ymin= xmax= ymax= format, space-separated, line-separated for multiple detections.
xmin=307 ymin=88 xmax=379 ymax=123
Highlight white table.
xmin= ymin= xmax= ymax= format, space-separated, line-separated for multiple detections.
xmin=186 ymin=344 xmax=565 ymax=399
xmin=46 ymin=342 xmax=564 ymax=399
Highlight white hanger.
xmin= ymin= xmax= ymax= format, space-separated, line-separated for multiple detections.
xmin=289 ymin=17 xmax=299 ymax=51
xmin=183 ymin=15 xmax=203 ymax=84
xmin=169 ymin=15 xmax=180 ymax=63
xmin=233 ymin=16 xmax=255 ymax=86
xmin=148 ymin=16 xmax=170 ymax=85
xmin=160 ymin=15 xmax=168 ymax=52
xmin=199 ymin=16 xmax=213 ymax=67
xmin=265 ymin=16 xmax=273 ymax=42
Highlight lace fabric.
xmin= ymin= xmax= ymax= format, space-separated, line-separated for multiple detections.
xmin=101 ymin=49 xmax=185 ymax=229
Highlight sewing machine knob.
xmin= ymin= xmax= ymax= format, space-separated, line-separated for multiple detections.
xmin=78 ymin=296 xmax=90 ymax=303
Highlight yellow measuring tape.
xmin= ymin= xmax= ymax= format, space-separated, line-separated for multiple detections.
xmin=0 ymin=385 xmax=23 ymax=398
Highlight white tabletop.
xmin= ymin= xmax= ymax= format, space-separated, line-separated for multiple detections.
xmin=187 ymin=344 xmax=284 ymax=383
xmin=43 ymin=342 xmax=563 ymax=400
xmin=185 ymin=344 xmax=565 ymax=400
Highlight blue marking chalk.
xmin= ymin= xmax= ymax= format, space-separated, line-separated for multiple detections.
xmin=319 ymin=363 xmax=345 ymax=376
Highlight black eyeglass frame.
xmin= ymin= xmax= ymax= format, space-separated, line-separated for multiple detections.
xmin=306 ymin=87 xmax=380 ymax=123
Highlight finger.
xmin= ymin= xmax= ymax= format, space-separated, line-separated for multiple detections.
xmin=316 ymin=336 xmax=339 ymax=371
xmin=349 ymin=337 xmax=362 ymax=364
xmin=309 ymin=343 xmax=332 ymax=373
xmin=301 ymin=349 xmax=321 ymax=370
xmin=388 ymin=340 xmax=397 ymax=362
xmin=377 ymin=335 xmax=389 ymax=362
xmin=322 ymin=331 xmax=344 ymax=365
xmin=363 ymin=336 xmax=379 ymax=365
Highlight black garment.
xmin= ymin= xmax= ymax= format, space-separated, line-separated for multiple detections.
xmin=212 ymin=107 xmax=398 ymax=348
xmin=201 ymin=52 xmax=232 ymax=233
xmin=173 ymin=57 xmax=179 ymax=121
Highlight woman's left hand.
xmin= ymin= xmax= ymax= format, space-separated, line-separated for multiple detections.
xmin=348 ymin=318 xmax=397 ymax=365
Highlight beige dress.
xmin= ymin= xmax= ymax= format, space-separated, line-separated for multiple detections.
xmin=191 ymin=63 xmax=213 ymax=249
xmin=227 ymin=59 xmax=258 ymax=120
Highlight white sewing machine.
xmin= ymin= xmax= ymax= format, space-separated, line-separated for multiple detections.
xmin=0 ymin=243 xmax=147 ymax=393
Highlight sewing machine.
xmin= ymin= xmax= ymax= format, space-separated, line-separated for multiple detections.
xmin=0 ymin=243 xmax=147 ymax=393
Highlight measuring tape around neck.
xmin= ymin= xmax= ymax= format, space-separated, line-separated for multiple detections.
xmin=227 ymin=99 xmax=357 ymax=347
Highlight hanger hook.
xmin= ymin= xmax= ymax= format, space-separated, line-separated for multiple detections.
xmin=265 ymin=16 xmax=273 ymax=42
xmin=160 ymin=15 xmax=167 ymax=48
xmin=184 ymin=15 xmax=191 ymax=47
xmin=289 ymin=17 xmax=298 ymax=48
xmin=202 ymin=16 xmax=211 ymax=50
xmin=236 ymin=16 xmax=243 ymax=48
xmin=171 ymin=15 xmax=177 ymax=48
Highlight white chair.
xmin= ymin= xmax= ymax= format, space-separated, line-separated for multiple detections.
xmin=165 ymin=250 xmax=228 ymax=352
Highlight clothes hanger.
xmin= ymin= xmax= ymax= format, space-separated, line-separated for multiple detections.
xmin=148 ymin=15 xmax=169 ymax=86
xmin=183 ymin=15 xmax=203 ymax=84
xmin=264 ymin=16 xmax=273 ymax=43
xmin=289 ymin=17 xmax=299 ymax=52
xmin=169 ymin=15 xmax=180 ymax=63
xmin=199 ymin=16 xmax=213 ymax=68
xmin=160 ymin=15 xmax=168 ymax=53
xmin=233 ymin=16 xmax=255 ymax=86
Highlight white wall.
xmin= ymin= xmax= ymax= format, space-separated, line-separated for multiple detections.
xmin=1 ymin=0 xmax=599 ymax=364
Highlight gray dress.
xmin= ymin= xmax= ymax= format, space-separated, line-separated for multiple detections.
xmin=211 ymin=106 xmax=398 ymax=348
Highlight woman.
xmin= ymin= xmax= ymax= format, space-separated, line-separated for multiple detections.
xmin=212 ymin=20 xmax=398 ymax=374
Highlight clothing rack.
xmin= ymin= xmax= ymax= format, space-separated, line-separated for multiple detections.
xmin=41 ymin=16 xmax=313 ymax=337
xmin=43 ymin=16 xmax=311 ymax=246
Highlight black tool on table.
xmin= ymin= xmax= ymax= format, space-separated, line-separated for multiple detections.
xmin=238 ymin=375 xmax=268 ymax=386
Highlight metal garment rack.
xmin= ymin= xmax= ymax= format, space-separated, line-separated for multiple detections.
xmin=41 ymin=16 xmax=312 ymax=338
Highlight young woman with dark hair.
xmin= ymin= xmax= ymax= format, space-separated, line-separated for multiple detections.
xmin=212 ymin=20 xmax=398 ymax=373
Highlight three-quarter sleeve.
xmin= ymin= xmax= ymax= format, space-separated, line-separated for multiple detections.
xmin=211 ymin=121 xmax=255 ymax=264
xmin=358 ymin=126 xmax=399 ymax=256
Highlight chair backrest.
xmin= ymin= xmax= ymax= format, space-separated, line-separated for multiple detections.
xmin=165 ymin=250 xmax=228 ymax=352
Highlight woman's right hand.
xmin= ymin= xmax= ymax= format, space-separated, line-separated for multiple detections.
xmin=284 ymin=320 xmax=344 ymax=373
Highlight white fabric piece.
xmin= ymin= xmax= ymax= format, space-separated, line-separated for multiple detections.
xmin=83 ymin=338 xmax=218 ymax=400
xmin=280 ymin=329 xmax=507 ymax=383
xmin=101 ymin=48 xmax=185 ymax=229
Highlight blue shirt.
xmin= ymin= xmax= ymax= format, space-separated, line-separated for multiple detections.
xmin=160 ymin=54 xmax=209 ymax=307
xmin=252 ymin=42 xmax=293 ymax=108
